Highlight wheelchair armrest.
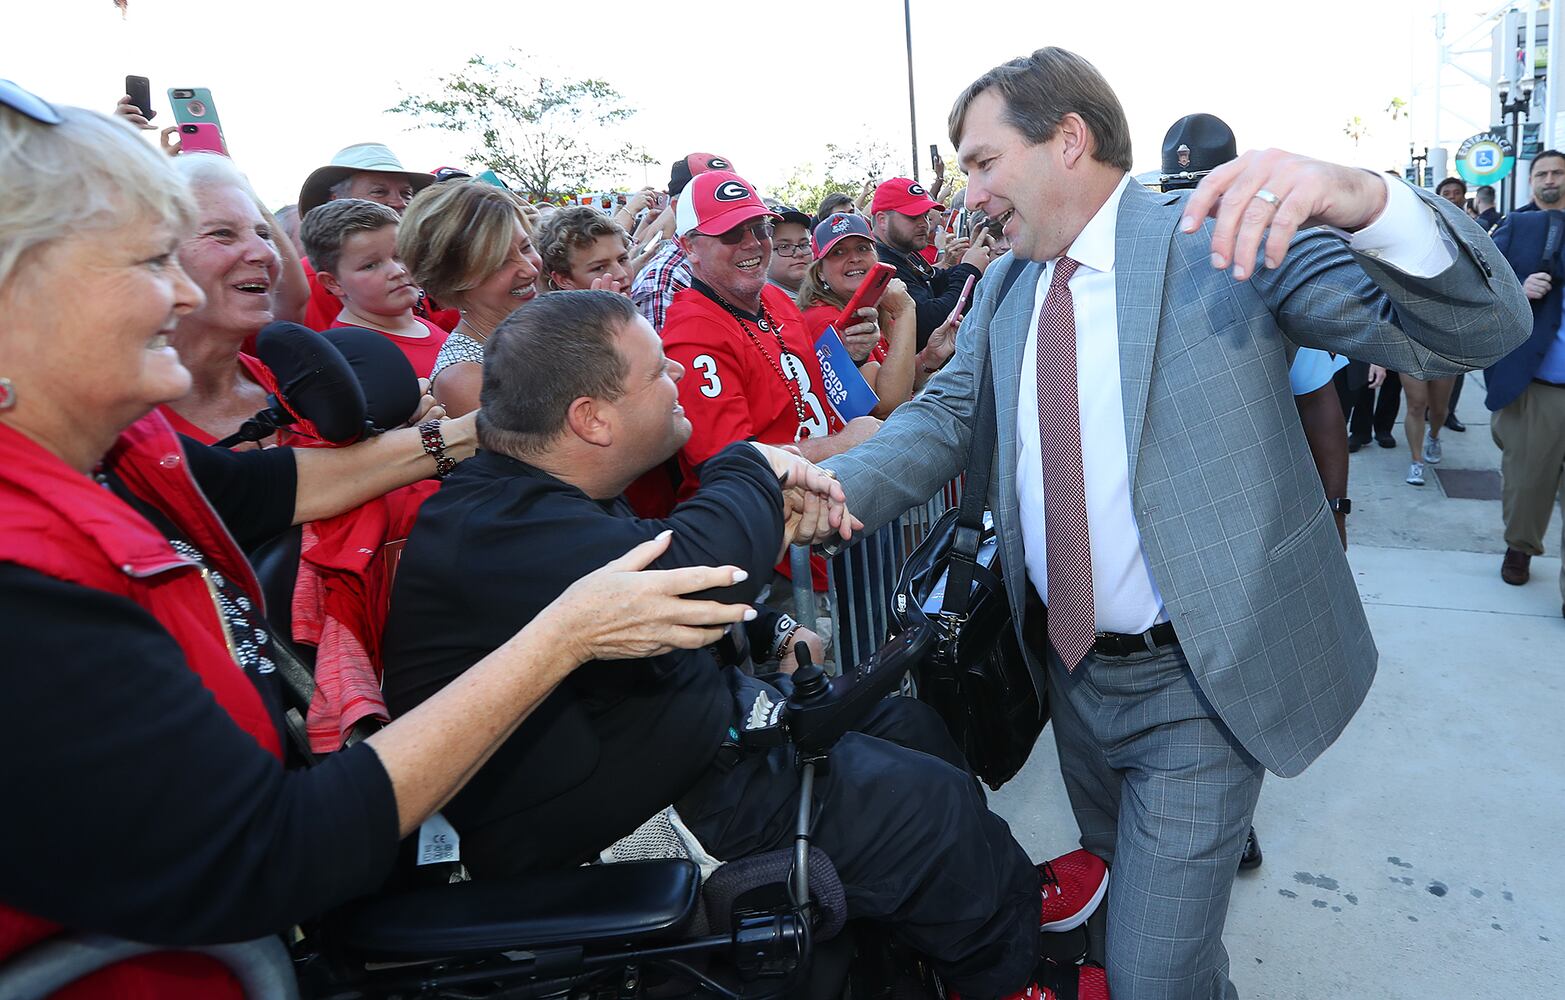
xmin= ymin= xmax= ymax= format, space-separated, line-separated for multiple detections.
xmin=325 ymin=859 xmax=701 ymax=960
xmin=0 ymin=933 xmax=298 ymax=1000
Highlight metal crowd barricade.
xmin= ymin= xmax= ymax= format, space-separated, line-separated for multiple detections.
xmin=788 ymin=478 xmax=962 ymax=674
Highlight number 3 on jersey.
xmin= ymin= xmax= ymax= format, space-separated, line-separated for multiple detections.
xmin=779 ymin=351 xmax=829 ymax=439
xmin=692 ymin=354 xmax=723 ymax=397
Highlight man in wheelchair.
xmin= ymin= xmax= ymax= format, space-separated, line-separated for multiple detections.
xmin=382 ymin=290 xmax=1108 ymax=1000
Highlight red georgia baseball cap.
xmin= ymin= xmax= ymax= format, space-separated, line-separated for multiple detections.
xmin=871 ymin=177 xmax=945 ymax=217
xmin=675 ymin=171 xmax=779 ymax=237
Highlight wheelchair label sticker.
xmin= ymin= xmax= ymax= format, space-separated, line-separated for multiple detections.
xmin=418 ymin=811 xmax=461 ymax=865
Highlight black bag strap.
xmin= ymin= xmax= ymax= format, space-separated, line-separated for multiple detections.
xmin=941 ymin=258 xmax=1032 ymax=618
xmin=1541 ymin=210 xmax=1565 ymax=280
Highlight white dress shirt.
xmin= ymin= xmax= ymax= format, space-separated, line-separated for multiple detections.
xmin=1015 ymin=173 xmax=1455 ymax=634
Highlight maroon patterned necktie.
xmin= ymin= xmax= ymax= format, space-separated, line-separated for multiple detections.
xmin=1036 ymin=256 xmax=1095 ymax=671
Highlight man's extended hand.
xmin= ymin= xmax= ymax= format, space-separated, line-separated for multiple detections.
xmin=1523 ymin=271 xmax=1553 ymax=300
xmin=1181 ymin=149 xmax=1390 ymax=281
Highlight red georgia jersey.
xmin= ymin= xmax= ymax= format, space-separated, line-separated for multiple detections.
xmin=663 ymin=283 xmax=843 ymax=487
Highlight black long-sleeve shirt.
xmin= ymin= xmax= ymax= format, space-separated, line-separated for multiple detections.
xmin=382 ymin=442 xmax=784 ymax=876
xmin=876 ymin=242 xmax=982 ymax=349
xmin=0 ymin=440 xmax=399 ymax=945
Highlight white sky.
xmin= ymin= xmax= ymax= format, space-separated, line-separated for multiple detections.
xmin=10 ymin=0 xmax=1501 ymax=209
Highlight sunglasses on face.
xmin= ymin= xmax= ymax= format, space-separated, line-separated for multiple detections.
xmin=701 ymin=221 xmax=774 ymax=246
xmin=0 ymin=80 xmax=62 ymax=125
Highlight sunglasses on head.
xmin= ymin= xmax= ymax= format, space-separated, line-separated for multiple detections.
xmin=700 ymin=220 xmax=774 ymax=246
xmin=0 ymin=80 xmax=63 ymax=125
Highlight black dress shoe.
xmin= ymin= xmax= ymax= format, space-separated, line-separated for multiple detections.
xmin=1348 ymin=434 xmax=1370 ymax=453
xmin=1375 ymin=433 xmax=1397 ymax=448
xmin=1444 ymin=414 xmax=1467 ymax=432
xmin=1239 ymin=826 xmax=1262 ymax=870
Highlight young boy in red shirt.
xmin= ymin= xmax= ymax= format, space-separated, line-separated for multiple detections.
xmin=299 ymin=199 xmax=448 ymax=379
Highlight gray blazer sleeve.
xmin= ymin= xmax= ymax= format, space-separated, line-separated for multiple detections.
xmin=820 ymin=257 xmax=1015 ymax=533
xmin=1248 ymin=185 xmax=1530 ymax=377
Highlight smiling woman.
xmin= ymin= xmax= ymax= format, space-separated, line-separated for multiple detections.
xmin=398 ymin=179 xmax=542 ymax=416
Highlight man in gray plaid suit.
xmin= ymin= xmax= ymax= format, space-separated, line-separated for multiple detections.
xmin=822 ymin=48 xmax=1530 ymax=1000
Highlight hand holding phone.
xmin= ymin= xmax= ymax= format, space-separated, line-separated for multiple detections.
xmin=124 ymin=76 xmax=153 ymax=123
xmin=833 ymin=262 xmax=897 ymax=332
xmin=177 ymin=122 xmax=228 ymax=156
xmin=945 ymin=274 xmax=977 ymax=328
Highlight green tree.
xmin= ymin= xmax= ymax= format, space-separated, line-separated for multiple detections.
xmin=768 ymin=138 xmax=900 ymax=215
xmin=391 ymin=53 xmax=638 ymax=202
xmin=1343 ymin=115 xmax=1371 ymax=148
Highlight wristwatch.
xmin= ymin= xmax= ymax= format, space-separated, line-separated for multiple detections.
xmin=1328 ymin=498 xmax=1352 ymax=515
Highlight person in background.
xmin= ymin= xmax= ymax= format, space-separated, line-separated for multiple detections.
xmin=813 ymin=190 xmax=857 ymax=227
xmin=1515 ymin=149 xmax=1565 ymax=212
xmin=1474 ymin=184 xmax=1502 ymax=231
xmin=299 ymin=198 xmax=448 ymax=379
xmin=275 ymin=203 xmax=304 ymax=257
xmin=295 ymin=144 xmax=443 ymax=332
xmin=1435 ymin=175 xmax=1467 ymax=209
xmin=630 ymin=151 xmax=733 ymax=331
xmin=871 ymin=176 xmax=992 ymax=347
xmin=537 ymin=205 xmax=635 ymax=295
xmin=398 ymin=179 xmax=541 ymax=417
xmin=765 ymin=205 xmax=813 ymax=296
xmin=1486 ymin=205 xmax=1565 ymax=615
xmin=795 ymin=211 xmax=956 ymax=414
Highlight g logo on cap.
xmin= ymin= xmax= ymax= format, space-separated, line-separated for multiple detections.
xmin=708 ymin=157 xmax=731 ymax=170
xmin=908 ymin=183 xmax=926 ymax=196
xmin=715 ymin=180 xmax=751 ymax=202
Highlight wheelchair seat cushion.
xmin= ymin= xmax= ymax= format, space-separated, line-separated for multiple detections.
xmin=326 ymin=859 xmax=700 ymax=959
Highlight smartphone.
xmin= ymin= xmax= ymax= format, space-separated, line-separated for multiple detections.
xmin=945 ymin=274 xmax=977 ymax=327
xmin=168 ymin=87 xmax=224 ymax=136
xmin=929 ymin=144 xmax=941 ymax=173
xmin=125 ymin=75 xmax=152 ymax=119
xmin=177 ymin=122 xmax=228 ymax=156
xmin=833 ymin=262 xmax=897 ymax=331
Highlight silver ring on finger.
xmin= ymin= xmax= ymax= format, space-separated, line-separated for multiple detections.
xmin=1253 ymin=188 xmax=1282 ymax=207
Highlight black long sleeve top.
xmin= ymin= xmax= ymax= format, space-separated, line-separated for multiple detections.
xmin=0 ymin=440 xmax=399 ymax=945
xmin=382 ymin=442 xmax=785 ymax=875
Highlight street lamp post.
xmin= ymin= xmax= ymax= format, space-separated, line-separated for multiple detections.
xmin=1498 ymin=78 xmax=1533 ymax=210
xmin=903 ymin=0 xmax=919 ymax=182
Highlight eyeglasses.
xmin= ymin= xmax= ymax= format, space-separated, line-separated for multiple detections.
xmin=0 ymin=79 xmax=62 ymax=125
xmin=699 ymin=221 xmax=774 ymax=246
xmin=773 ymin=241 xmax=811 ymax=257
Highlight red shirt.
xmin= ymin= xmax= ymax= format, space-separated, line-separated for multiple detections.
xmin=303 ymin=257 xmax=460 ymax=335
xmin=663 ymin=283 xmax=844 ymax=589
xmin=331 ymin=315 xmax=449 ymax=380
xmin=157 ymin=354 xmax=322 ymax=447
xmin=801 ymin=302 xmax=888 ymax=365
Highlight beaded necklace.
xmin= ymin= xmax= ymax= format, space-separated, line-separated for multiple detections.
xmin=709 ymin=292 xmax=812 ymax=441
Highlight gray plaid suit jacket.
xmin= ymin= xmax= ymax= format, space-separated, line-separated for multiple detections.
xmin=822 ymin=180 xmax=1530 ymax=778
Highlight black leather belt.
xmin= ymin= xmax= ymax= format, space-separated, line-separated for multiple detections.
xmin=1093 ymin=621 xmax=1179 ymax=658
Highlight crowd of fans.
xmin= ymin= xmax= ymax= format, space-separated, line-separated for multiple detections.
xmin=0 ymin=50 xmax=1558 ymax=1000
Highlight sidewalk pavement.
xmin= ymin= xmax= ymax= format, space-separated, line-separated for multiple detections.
xmin=989 ymin=372 xmax=1563 ymax=997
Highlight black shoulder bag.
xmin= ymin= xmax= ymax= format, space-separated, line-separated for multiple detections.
xmin=890 ymin=261 xmax=1046 ymax=790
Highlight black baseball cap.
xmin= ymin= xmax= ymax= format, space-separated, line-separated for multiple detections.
xmin=773 ymin=204 xmax=811 ymax=228
xmin=1160 ymin=113 xmax=1237 ymax=187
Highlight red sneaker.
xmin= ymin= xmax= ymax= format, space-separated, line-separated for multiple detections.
xmin=1038 ymin=849 xmax=1108 ymax=932
xmin=954 ymin=963 xmax=1110 ymax=1000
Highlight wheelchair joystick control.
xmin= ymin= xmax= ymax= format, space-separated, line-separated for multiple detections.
xmin=790 ymin=651 xmax=828 ymax=702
